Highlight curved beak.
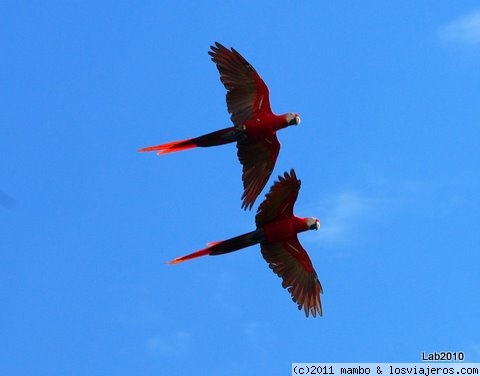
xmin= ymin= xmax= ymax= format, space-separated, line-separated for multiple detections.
xmin=289 ymin=115 xmax=301 ymax=126
xmin=309 ymin=219 xmax=320 ymax=230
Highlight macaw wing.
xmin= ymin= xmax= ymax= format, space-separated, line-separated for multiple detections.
xmin=255 ymin=169 xmax=300 ymax=226
xmin=237 ymin=135 xmax=280 ymax=210
xmin=209 ymin=42 xmax=272 ymax=127
xmin=260 ymin=238 xmax=323 ymax=317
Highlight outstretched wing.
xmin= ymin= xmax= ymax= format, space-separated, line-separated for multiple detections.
xmin=237 ymin=135 xmax=280 ymax=210
xmin=255 ymin=169 xmax=300 ymax=226
xmin=209 ymin=42 xmax=272 ymax=127
xmin=260 ymin=238 xmax=323 ymax=317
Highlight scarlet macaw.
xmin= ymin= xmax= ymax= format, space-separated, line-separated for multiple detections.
xmin=168 ymin=169 xmax=322 ymax=317
xmin=139 ymin=42 xmax=301 ymax=210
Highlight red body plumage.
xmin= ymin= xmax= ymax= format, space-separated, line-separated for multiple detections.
xmin=139 ymin=42 xmax=300 ymax=209
xmin=168 ymin=170 xmax=323 ymax=317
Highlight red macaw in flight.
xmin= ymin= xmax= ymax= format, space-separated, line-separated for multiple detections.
xmin=139 ymin=42 xmax=301 ymax=210
xmin=168 ymin=169 xmax=323 ymax=317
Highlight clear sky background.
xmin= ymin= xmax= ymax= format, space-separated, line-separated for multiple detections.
xmin=1 ymin=1 xmax=479 ymax=375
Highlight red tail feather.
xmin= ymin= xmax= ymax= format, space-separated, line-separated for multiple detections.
xmin=167 ymin=229 xmax=264 ymax=265
xmin=138 ymin=139 xmax=197 ymax=155
xmin=139 ymin=127 xmax=238 ymax=155
xmin=168 ymin=247 xmax=210 ymax=264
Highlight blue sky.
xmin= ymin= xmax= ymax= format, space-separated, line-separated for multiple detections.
xmin=1 ymin=1 xmax=479 ymax=375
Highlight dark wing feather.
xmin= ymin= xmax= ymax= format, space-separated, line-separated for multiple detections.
xmin=260 ymin=239 xmax=323 ymax=317
xmin=209 ymin=42 xmax=272 ymax=127
xmin=255 ymin=169 xmax=300 ymax=226
xmin=237 ymin=135 xmax=280 ymax=210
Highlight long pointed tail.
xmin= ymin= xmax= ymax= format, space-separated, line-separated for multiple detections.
xmin=138 ymin=127 xmax=239 ymax=155
xmin=138 ymin=138 xmax=198 ymax=154
xmin=168 ymin=229 xmax=264 ymax=264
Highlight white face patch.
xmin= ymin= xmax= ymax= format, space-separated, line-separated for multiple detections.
xmin=286 ymin=113 xmax=300 ymax=126
xmin=306 ymin=217 xmax=320 ymax=230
